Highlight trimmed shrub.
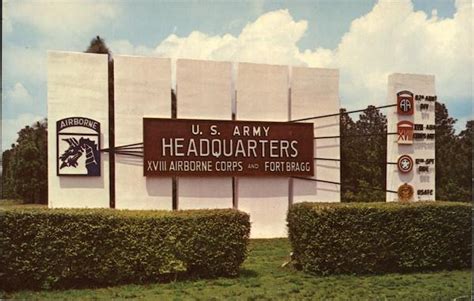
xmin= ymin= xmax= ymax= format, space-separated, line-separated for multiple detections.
xmin=0 ymin=208 xmax=250 ymax=290
xmin=287 ymin=202 xmax=471 ymax=275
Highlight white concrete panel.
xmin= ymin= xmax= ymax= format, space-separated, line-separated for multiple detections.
xmin=236 ymin=62 xmax=289 ymax=238
xmin=114 ymin=55 xmax=172 ymax=210
xmin=291 ymin=67 xmax=341 ymax=203
xmin=47 ymin=51 xmax=109 ymax=208
xmin=386 ymin=73 xmax=436 ymax=201
xmin=176 ymin=59 xmax=233 ymax=209
xmin=236 ymin=63 xmax=289 ymax=122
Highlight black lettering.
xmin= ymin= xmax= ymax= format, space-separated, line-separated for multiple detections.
xmin=418 ymin=166 xmax=429 ymax=172
xmin=413 ymin=133 xmax=427 ymax=139
xmin=418 ymin=189 xmax=434 ymax=195
xmin=414 ymin=124 xmax=424 ymax=131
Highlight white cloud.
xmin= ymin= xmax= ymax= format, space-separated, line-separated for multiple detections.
xmin=3 ymin=0 xmax=471 ymax=154
xmin=322 ymin=0 xmax=473 ymax=108
xmin=112 ymin=2 xmax=471 ymax=111
xmin=6 ymin=0 xmax=120 ymax=37
xmin=151 ymin=9 xmax=308 ymax=66
xmin=2 ymin=113 xmax=45 ymax=151
xmin=110 ymin=10 xmax=308 ymax=86
xmin=6 ymin=83 xmax=33 ymax=105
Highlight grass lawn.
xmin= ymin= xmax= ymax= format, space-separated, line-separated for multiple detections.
xmin=0 ymin=237 xmax=470 ymax=301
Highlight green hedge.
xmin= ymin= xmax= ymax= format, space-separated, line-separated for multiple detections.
xmin=0 ymin=208 xmax=250 ymax=290
xmin=287 ymin=202 xmax=471 ymax=275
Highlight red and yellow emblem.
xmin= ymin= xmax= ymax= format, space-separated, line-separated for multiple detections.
xmin=397 ymin=121 xmax=414 ymax=145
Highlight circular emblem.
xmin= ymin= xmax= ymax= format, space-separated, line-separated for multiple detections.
xmin=399 ymin=98 xmax=412 ymax=113
xmin=397 ymin=155 xmax=413 ymax=173
xmin=398 ymin=183 xmax=414 ymax=202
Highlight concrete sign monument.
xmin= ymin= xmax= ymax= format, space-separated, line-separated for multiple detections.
xmin=386 ymin=73 xmax=436 ymax=202
xmin=48 ymin=51 xmax=436 ymax=237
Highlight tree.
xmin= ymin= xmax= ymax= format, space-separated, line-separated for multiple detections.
xmin=2 ymin=148 xmax=17 ymax=199
xmin=340 ymin=108 xmax=358 ymax=201
xmin=434 ymin=102 xmax=465 ymax=201
xmin=445 ymin=119 xmax=473 ymax=202
xmin=340 ymin=106 xmax=387 ymax=202
xmin=1 ymin=120 xmax=48 ymax=203
xmin=459 ymin=121 xmax=473 ymax=201
xmin=85 ymin=36 xmax=112 ymax=59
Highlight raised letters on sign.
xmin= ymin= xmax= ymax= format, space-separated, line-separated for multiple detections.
xmin=143 ymin=118 xmax=314 ymax=177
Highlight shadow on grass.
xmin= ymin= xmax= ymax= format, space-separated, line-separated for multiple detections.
xmin=238 ymin=268 xmax=259 ymax=279
xmin=2 ymin=267 xmax=261 ymax=293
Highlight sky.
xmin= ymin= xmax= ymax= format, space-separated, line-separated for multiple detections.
xmin=2 ymin=0 xmax=472 ymax=151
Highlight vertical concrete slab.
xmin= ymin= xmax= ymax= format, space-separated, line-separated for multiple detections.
xmin=47 ymin=51 xmax=109 ymax=208
xmin=291 ymin=67 xmax=341 ymax=203
xmin=236 ymin=62 xmax=289 ymax=238
xmin=176 ymin=59 xmax=233 ymax=209
xmin=386 ymin=73 xmax=436 ymax=201
xmin=114 ymin=55 xmax=172 ymax=210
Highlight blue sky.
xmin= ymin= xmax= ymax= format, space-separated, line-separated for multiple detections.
xmin=2 ymin=0 xmax=472 ymax=151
